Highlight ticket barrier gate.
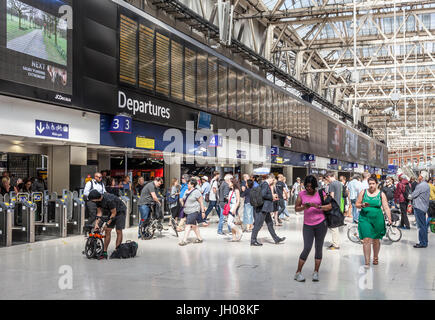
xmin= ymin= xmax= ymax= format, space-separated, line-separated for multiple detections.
xmin=120 ymin=191 xmax=131 ymax=229
xmin=70 ymin=191 xmax=85 ymax=235
xmin=131 ymin=195 xmax=139 ymax=226
xmin=35 ymin=192 xmax=67 ymax=238
xmin=0 ymin=193 xmax=35 ymax=246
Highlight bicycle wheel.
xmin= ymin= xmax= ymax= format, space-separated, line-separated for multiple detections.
xmin=85 ymin=238 xmax=96 ymax=259
xmin=347 ymin=225 xmax=361 ymax=244
xmin=387 ymin=225 xmax=402 ymax=242
xmin=141 ymin=224 xmax=155 ymax=240
xmin=170 ymin=218 xmax=179 ymax=237
xmin=95 ymin=238 xmax=104 ymax=257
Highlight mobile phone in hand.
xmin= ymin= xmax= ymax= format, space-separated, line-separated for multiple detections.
xmin=363 ymin=202 xmax=370 ymax=207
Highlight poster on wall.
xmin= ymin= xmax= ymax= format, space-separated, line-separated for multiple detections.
xmin=327 ymin=120 xmax=344 ymax=157
xmin=0 ymin=0 xmax=72 ymax=103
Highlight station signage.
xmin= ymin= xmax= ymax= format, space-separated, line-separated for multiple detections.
xmin=118 ymin=90 xmax=171 ymax=119
xmin=209 ymin=135 xmax=223 ymax=147
xmin=136 ymin=136 xmax=155 ymax=149
xmin=275 ymin=157 xmax=284 ymax=164
xmin=236 ymin=150 xmax=246 ymax=159
xmin=35 ymin=120 xmax=69 ymax=139
xmin=271 ymin=146 xmax=279 ymax=156
xmin=109 ymin=115 xmax=132 ymax=133
xmin=301 ymin=154 xmax=315 ymax=162
xmin=330 ymin=158 xmax=338 ymax=165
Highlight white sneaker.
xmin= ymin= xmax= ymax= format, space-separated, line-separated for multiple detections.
xmin=294 ymin=272 xmax=305 ymax=282
xmin=312 ymin=272 xmax=319 ymax=282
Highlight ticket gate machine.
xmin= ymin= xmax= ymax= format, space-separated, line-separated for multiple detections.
xmin=120 ymin=190 xmax=131 ymax=229
xmin=131 ymin=194 xmax=139 ymax=226
xmin=0 ymin=193 xmax=36 ymax=246
xmin=69 ymin=191 xmax=85 ymax=235
xmin=36 ymin=192 xmax=67 ymax=238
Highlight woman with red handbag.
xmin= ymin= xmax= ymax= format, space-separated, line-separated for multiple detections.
xmin=223 ymin=178 xmax=243 ymax=241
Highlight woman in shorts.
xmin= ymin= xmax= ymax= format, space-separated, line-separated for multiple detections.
xmin=179 ymin=178 xmax=206 ymax=246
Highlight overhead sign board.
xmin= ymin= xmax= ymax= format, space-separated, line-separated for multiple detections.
xmin=35 ymin=120 xmax=69 ymax=139
xmin=109 ymin=115 xmax=132 ymax=133
xmin=271 ymin=146 xmax=279 ymax=156
xmin=301 ymin=154 xmax=315 ymax=162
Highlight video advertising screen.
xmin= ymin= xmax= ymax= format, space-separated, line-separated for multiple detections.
xmin=0 ymin=0 xmax=72 ymax=102
xmin=327 ymin=120 xmax=344 ymax=157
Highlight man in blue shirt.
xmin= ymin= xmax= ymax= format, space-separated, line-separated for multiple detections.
xmin=347 ymin=175 xmax=362 ymax=223
xmin=411 ymin=171 xmax=431 ymax=248
xmin=179 ymin=174 xmax=190 ymax=199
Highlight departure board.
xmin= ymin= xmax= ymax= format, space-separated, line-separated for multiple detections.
xmin=155 ymin=32 xmax=170 ymax=95
xmin=228 ymin=69 xmax=237 ymax=119
xmin=207 ymin=57 xmax=217 ymax=113
xmin=184 ymin=47 xmax=196 ymax=103
xmin=139 ymin=24 xmax=154 ymax=91
xmin=252 ymin=80 xmax=259 ymax=126
xmin=244 ymin=77 xmax=252 ymax=123
xmin=266 ymin=87 xmax=272 ymax=129
xmin=236 ymin=72 xmax=244 ymax=121
xmin=171 ymin=40 xmax=183 ymax=100
xmin=119 ymin=15 xmax=137 ymax=85
xmin=196 ymin=53 xmax=207 ymax=109
xmin=218 ymin=64 xmax=227 ymax=116
xmin=259 ymin=85 xmax=266 ymax=127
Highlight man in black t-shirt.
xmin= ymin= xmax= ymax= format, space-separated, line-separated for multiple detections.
xmin=88 ymin=190 xmax=127 ymax=259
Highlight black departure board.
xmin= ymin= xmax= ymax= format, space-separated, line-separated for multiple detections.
xmin=228 ymin=69 xmax=237 ymax=119
xmin=236 ymin=72 xmax=244 ymax=121
xmin=155 ymin=32 xmax=169 ymax=95
xmin=196 ymin=53 xmax=207 ymax=109
xmin=184 ymin=47 xmax=196 ymax=103
xmin=207 ymin=56 xmax=217 ymax=113
xmin=171 ymin=40 xmax=183 ymax=100
xmin=119 ymin=14 xmax=137 ymax=85
xmin=218 ymin=64 xmax=227 ymax=116
xmin=139 ymin=24 xmax=154 ymax=91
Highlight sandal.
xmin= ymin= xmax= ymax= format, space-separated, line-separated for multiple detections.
xmin=373 ymin=257 xmax=378 ymax=265
xmin=178 ymin=241 xmax=188 ymax=246
xmin=194 ymin=239 xmax=203 ymax=243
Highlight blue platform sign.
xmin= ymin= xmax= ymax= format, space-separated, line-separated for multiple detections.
xmin=109 ymin=115 xmax=132 ymax=133
xmin=301 ymin=154 xmax=315 ymax=162
xmin=364 ymin=165 xmax=370 ymax=171
xmin=271 ymin=146 xmax=279 ymax=156
xmin=330 ymin=158 xmax=338 ymax=165
xmin=35 ymin=120 xmax=69 ymax=139
xmin=209 ymin=135 xmax=223 ymax=147
xmin=236 ymin=150 xmax=246 ymax=159
xmin=351 ymin=163 xmax=358 ymax=168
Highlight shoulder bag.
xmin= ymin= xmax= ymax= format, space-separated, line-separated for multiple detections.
xmin=178 ymin=189 xmax=194 ymax=218
xmin=223 ymin=190 xmax=235 ymax=216
xmin=318 ymin=188 xmax=345 ymax=228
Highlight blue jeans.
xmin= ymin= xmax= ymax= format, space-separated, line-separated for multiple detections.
xmin=279 ymin=200 xmax=290 ymax=219
xmin=414 ymin=207 xmax=428 ymax=247
xmin=351 ymin=199 xmax=359 ymax=223
xmin=138 ymin=204 xmax=151 ymax=236
xmin=218 ymin=207 xmax=231 ymax=234
xmin=198 ymin=200 xmax=220 ymax=223
xmin=243 ymin=203 xmax=254 ymax=225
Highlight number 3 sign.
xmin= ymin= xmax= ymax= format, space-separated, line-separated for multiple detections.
xmin=109 ymin=115 xmax=132 ymax=133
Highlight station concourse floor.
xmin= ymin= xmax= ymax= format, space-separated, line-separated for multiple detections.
xmin=0 ymin=211 xmax=434 ymax=300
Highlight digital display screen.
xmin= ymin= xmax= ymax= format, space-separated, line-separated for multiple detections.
xmin=0 ymin=0 xmax=72 ymax=100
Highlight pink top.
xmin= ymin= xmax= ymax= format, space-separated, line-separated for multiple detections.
xmin=299 ymin=190 xmax=325 ymax=226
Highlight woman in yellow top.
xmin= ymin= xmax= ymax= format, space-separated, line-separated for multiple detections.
xmin=356 ymin=176 xmax=392 ymax=268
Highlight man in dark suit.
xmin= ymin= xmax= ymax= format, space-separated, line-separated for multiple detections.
xmin=251 ymin=174 xmax=286 ymax=246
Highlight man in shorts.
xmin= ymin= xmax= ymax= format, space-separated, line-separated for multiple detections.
xmin=88 ymin=189 xmax=127 ymax=260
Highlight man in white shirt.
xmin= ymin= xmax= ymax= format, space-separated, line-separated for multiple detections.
xmin=291 ymin=177 xmax=302 ymax=205
xmin=347 ymin=175 xmax=362 ymax=223
xmin=84 ymin=172 xmax=107 ymax=223
xmin=202 ymin=171 xmax=220 ymax=225
xmin=361 ymin=172 xmax=370 ymax=190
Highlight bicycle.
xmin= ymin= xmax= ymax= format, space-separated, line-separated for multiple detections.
xmin=347 ymin=208 xmax=402 ymax=243
xmin=139 ymin=203 xmax=164 ymax=240
xmin=82 ymin=216 xmax=109 ymax=259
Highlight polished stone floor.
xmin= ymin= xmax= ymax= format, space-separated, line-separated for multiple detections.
xmin=0 ymin=210 xmax=434 ymax=300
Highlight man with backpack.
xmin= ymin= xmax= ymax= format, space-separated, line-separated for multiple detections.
xmin=137 ymin=177 xmax=163 ymax=238
xmin=88 ymin=190 xmax=127 ymax=260
xmin=250 ymin=174 xmax=286 ymax=246
xmin=394 ymin=174 xmax=411 ymax=230
xmin=325 ymin=172 xmax=343 ymax=250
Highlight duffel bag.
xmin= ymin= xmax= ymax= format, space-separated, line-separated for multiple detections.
xmin=110 ymin=241 xmax=138 ymax=259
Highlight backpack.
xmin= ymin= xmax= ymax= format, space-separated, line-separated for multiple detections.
xmin=109 ymin=241 xmax=138 ymax=259
xmin=403 ymin=183 xmax=412 ymax=202
xmin=318 ymin=189 xmax=345 ymax=228
xmin=166 ymin=187 xmax=179 ymax=204
xmin=249 ymin=184 xmax=264 ymax=208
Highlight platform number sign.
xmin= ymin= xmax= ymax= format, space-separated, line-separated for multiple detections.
xmin=109 ymin=115 xmax=132 ymax=134
xmin=209 ymin=135 xmax=223 ymax=147
xmin=302 ymin=154 xmax=315 ymax=162
xmin=270 ymin=146 xmax=279 ymax=156
xmin=330 ymin=158 xmax=338 ymax=165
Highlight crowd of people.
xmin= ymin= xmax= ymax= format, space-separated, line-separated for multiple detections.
xmin=0 ymin=171 xmax=46 ymax=196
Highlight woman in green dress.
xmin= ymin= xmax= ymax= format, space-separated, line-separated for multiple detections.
xmin=356 ymin=176 xmax=392 ymax=268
